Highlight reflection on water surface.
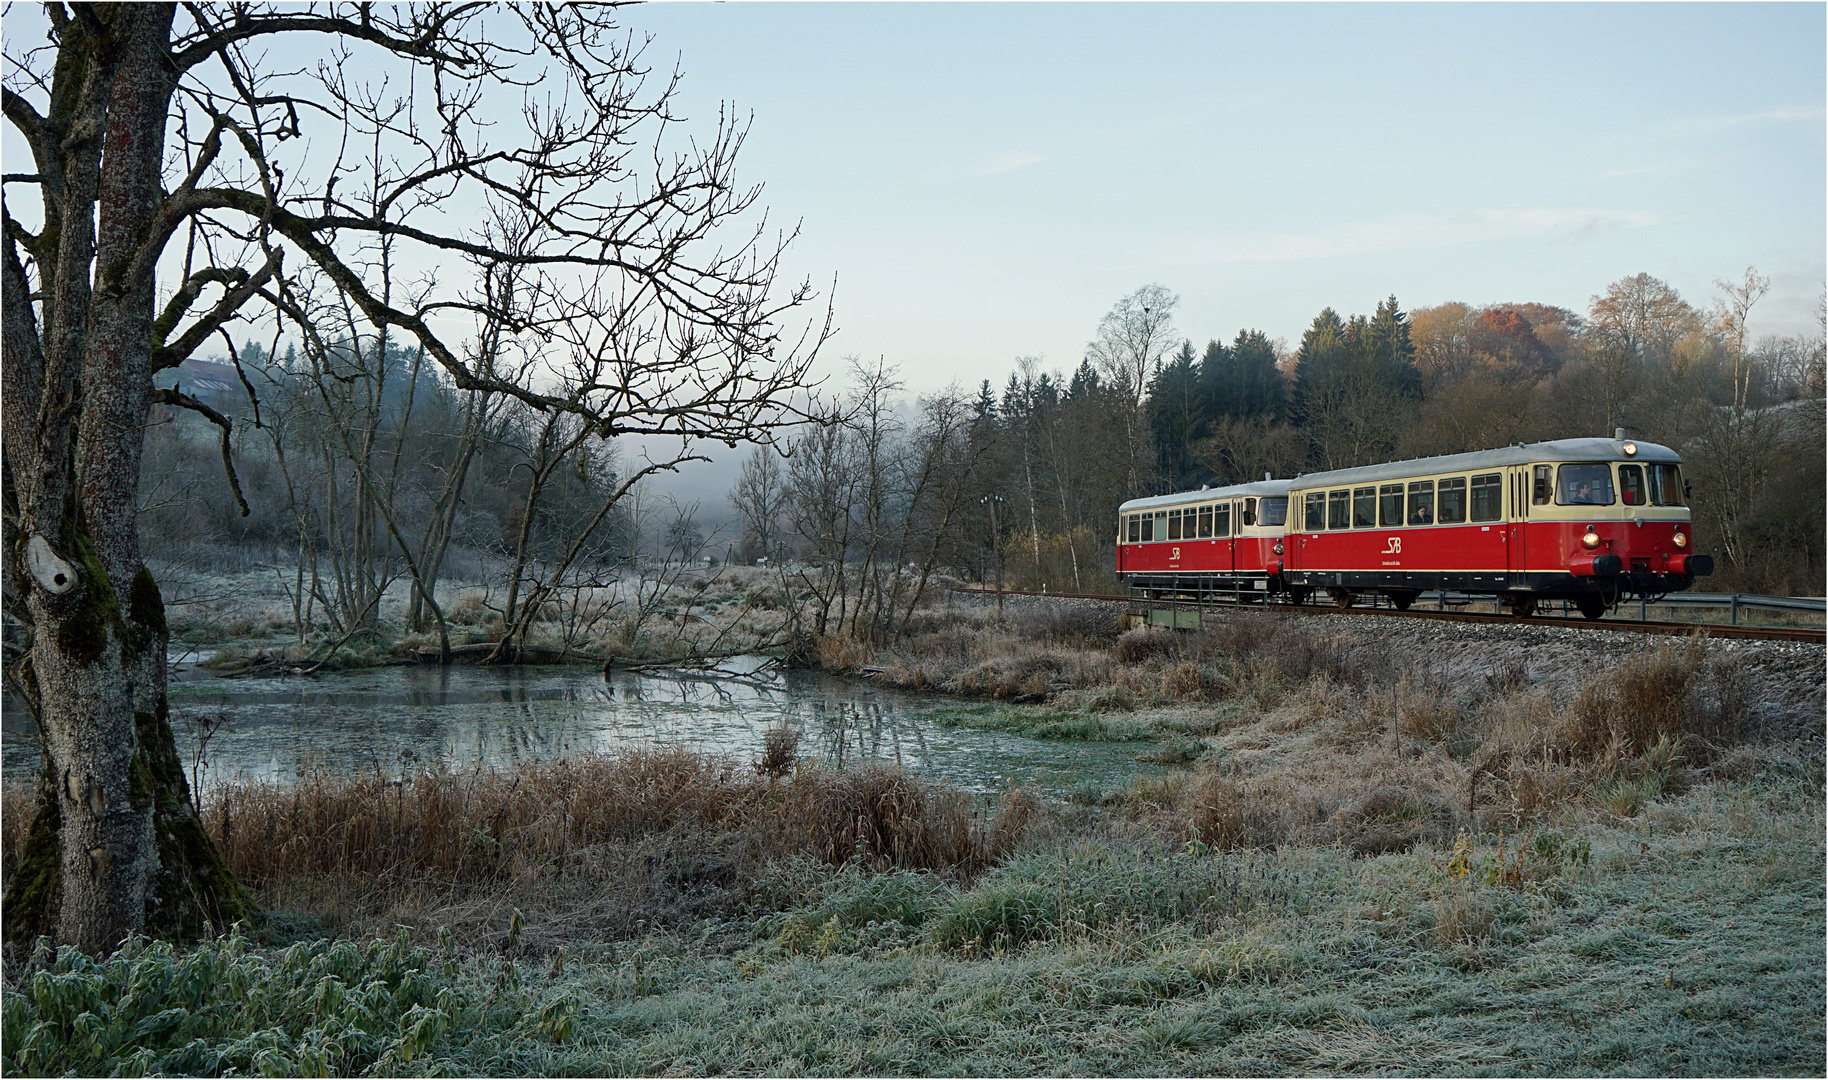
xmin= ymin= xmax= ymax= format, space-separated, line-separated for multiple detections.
xmin=1 ymin=657 xmax=1154 ymax=798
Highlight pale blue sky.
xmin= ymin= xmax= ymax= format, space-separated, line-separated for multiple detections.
xmin=4 ymin=3 xmax=1819 ymax=514
xmin=623 ymin=1 xmax=1826 ymax=395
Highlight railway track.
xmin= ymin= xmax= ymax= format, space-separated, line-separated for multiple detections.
xmin=955 ymin=586 xmax=1826 ymax=644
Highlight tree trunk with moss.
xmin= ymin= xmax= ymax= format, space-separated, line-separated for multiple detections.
xmin=2 ymin=4 xmax=253 ymax=953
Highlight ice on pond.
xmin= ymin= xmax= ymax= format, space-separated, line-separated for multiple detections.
xmin=2 ymin=658 xmax=1155 ymax=799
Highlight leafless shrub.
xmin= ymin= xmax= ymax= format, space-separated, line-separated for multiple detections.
xmin=780 ymin=763 xmax=986 ymax=872
xmin=756 ymin=726 xmax=802 ymax=779
xmin=1162 ymin=661 xmax=1228 ymax=701
xmin=742 ymin=583 xmax=784 ymax=611
xmin=816 ymin=634 xmax=876 ymax=672
xmin=1027 ymin=605 xmax=1120 ymax=647
xmin=1123 ymin=769 xmax=1305 ymax=851
xmin=1115 ymin=626 xmax=1176 ymax=664
xmin=1687 ymin=650 xmax=1752 ymax=744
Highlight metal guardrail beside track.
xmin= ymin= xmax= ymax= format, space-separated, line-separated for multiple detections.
xmin=1397 ymin=589 xmax=1823 ymax=626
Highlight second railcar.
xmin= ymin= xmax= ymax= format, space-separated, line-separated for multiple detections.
xmin=1116 ymin=479 xmax=1296 ymax=599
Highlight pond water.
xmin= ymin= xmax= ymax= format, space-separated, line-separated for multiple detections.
xmin=1 ymin=656 xmax=1157 ymax=799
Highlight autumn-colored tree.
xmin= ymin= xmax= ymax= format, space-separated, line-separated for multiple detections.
xmin=1472 ymin=307 xmax=1554 ymax=374
xmin=1409 ymin=302 xmax=1478 ymax=392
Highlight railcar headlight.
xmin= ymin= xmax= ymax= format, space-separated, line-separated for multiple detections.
xmin=1622 ymin=442 xmax=1638 ymax=456
xmin=1581 ymin=531 xmax=1601 ymax=550
xmin=1673 ymin=532 xmax=1688 ymax=548
xmin=1273 ymin=542 xmax=1283 ymax=555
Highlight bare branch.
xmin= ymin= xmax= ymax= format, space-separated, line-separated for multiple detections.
xmin=151 ymin=247 xmax=281 ymax=370
xmin=153 ymin=388 xmax=251 ymax=517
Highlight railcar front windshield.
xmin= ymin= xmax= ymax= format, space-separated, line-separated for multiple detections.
xmin=1555 ymin=463 xmax=1615 ymax=506
xmin=1646 ymin=463 xmax=1685 ymax=506
xmin=1259 ymin=497 xmax=1288 ymax=527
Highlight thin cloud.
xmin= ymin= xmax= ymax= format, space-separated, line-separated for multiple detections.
xmin=1181 ymin=208 xmax=1674 ymax=264
xmin=1599 ymin=165 xmax=1659 ymax=180
xmin=1656 ymin=104 xmax=1825 ymax=139
xmin=978 ymin=152 xmax=1044 ymax=176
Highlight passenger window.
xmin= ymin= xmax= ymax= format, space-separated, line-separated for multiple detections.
xmin=1556 ymin=463 xmax=1615 ymax=506
xmin=1141 ymin=514 xmax=1154 ymax=542
xmin=1618 ymin=464 xmax=1646 ymax=506
xmin=1352 ymin=487 xmax=1376 ymax=528
xmin=1304 ymin=492 xmax=1326 ymax=532
xmin=1168 ymin=509 xmax=1182 ymax=541
xmin=1379 ymin=484 xmax=1404 ymax=527
xmin=1470 ymin=473 xmax=1502 ymax=522
xmin=1437 ymin=477 xmax=1467 ymax=524
xmin=1197 ymin=505 xmax=1212 ymax=538
xmin=1216 ymin=503 xmax=1231 ymax=537
xmin=1407 ymin=481 xmax=1435 ymax=525
xmin=1127 ymin=514 xmax=1139 ymax=543
xmin=1648 ymin=464 xmax=1684 ymax=506
xmin=1327 ymin=490 xmax=1350 ymax=530
xmin=1532 ymin=465 xmax=1552 ymax=505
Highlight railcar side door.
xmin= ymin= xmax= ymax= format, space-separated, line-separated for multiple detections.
xmin=1507 ymin=467 xmax=1530 ymax=579
xmin=1228 ymin=500 xmax=1239 ymax=581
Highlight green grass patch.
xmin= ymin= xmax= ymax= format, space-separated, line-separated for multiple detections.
xmin=923 ymin=704 xmax=1167 ymax=743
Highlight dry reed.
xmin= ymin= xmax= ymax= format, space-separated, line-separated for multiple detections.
xmin=194 ymin=749 xmax=1016 ymax=892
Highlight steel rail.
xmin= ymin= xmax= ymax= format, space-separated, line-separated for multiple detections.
xmin=951 ymin=586 xmax=1825 ymax=644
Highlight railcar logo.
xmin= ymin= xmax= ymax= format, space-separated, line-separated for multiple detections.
xmin=1171 ymin=546 xmax=1181 ymax=560
xmin=1382 ymin=537 xmax=1402 ymax=554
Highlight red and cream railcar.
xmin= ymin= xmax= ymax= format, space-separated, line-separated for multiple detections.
xmin=1283 ymin=434 xmax=1713 ymax=619
xmin=1116 ymin=480 xmax=1296 ymax=598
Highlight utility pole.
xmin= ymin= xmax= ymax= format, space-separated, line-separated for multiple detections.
xmin=982 ymin=494 xmax=1005 ymax=615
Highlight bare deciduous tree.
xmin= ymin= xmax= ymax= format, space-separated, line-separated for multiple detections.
xmin=1713 ymin=265 xmax=1772 ymax=410
xmin=1087 ymin=285 xmax=1179 ymax=494
xmin=2 ymin=4 xmax=827 ymax=952
xmin=731 ymin=444 xmax=787 ymax=564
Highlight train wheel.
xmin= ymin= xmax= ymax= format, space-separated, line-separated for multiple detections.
xmin=1327 ymin=588 xmax=1355 ymax=609
xmin=1287 ymin=586 xmax=1311 ymax=606
xmin=1388 ymin=590 xmax=1419 ymax=611
xmin=1575 ymin=593 xmax=1607 ymax=621
xmin=1502 ymin=593 xmax=1537 ymax=618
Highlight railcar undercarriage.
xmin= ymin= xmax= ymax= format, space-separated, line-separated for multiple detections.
xmin=1124 ymin=568 xmax=1704 ymax=621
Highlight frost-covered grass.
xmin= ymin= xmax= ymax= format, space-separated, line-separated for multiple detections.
xmin=5 ymin=771 xmax=1820 ymax=1077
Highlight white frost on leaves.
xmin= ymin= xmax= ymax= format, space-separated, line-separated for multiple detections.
xmin=26 ymin=535 xmax=77 ymax=594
